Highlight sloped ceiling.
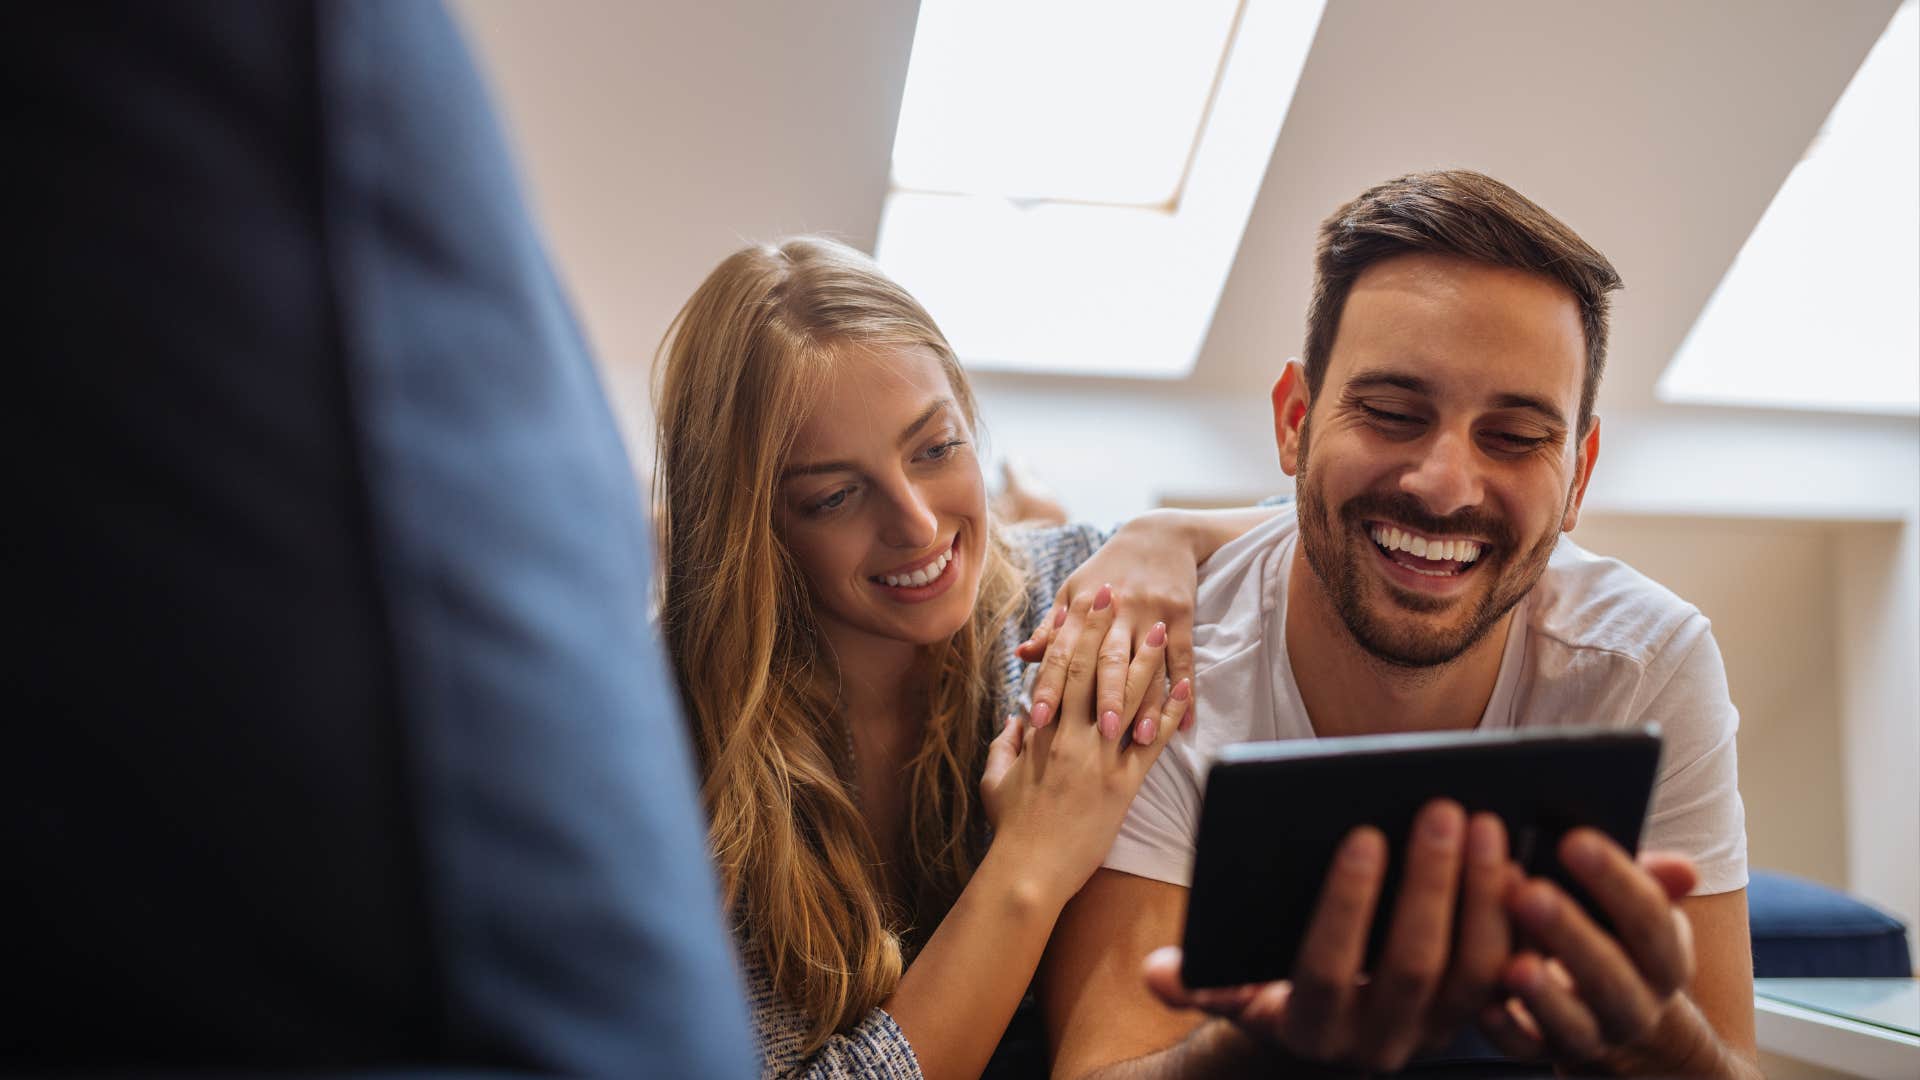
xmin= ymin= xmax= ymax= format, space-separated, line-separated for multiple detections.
xmin=457 ymin=0 xmax=1901 ymax=429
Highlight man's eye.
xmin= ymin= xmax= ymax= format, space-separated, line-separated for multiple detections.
xmin=1361 ymin=404 xmax=1421 ymax=426
xmin=1484 ymin=431 xmax=1549 ymax=453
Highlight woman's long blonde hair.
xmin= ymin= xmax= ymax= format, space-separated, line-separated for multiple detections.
xmin=653 ymin=237 xmax=1026 ymax=1050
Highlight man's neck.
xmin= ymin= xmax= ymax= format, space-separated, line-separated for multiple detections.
xmin=1284 ymin=546 xmax=1514 ymax=740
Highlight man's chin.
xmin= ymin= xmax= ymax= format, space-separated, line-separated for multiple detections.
xmin=1344 ymin=587 xmax=1492 ymax=668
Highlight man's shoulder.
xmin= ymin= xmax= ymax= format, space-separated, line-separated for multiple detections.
xmin=1526 ymin=535 xmax=1709 ymax=664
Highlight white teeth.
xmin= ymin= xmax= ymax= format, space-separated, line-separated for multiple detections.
xmin=1368 ymin=525 xmax=1483 ymax=566
xmin=880 ymin=544 xmax=953 ymax=588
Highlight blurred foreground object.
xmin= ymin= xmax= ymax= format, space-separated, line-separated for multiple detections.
xmin=7 ymin=2 xmax=754 ymax=1074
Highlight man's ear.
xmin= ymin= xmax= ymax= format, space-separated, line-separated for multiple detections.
xmin=1562 ymin=417 xmax=1601 ymax=532
xmin=1272 ymin=359 xmax=1311 ymax=477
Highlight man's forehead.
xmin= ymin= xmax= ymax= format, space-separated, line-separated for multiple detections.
xmin=1329 ymin=252 xmax=1585 ymax=409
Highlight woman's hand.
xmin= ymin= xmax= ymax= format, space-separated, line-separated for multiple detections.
xmin=981 ymin=584 xmax=1191 ymax=906
xmin=1015 ymin=511 xmax=1202 ymax=744
xmin=1014 ymin=505 xmax=1279 ymax=742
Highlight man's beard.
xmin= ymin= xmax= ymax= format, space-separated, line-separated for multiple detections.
xmin=1293 ymin=422 xmax=1565 ymax=668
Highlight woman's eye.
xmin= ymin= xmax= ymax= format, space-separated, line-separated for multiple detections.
xmin=920 ymin=438 xmax=965 ymax=462
xmin=807 ymin=487 xmax=854 ymax=515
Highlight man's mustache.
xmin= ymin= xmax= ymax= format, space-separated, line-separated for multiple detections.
xmin=1337 ymin=492 xmax=1516 ymax=551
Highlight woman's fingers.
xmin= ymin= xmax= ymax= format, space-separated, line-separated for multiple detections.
xmin=1114 ymin=621 xmax=1169 ymax=739
xmin=1168 ymin=619 xmax=1198 ymax=730
xmin=1058 ymin=584 xmax=1116 ymax=730
xmin=1028 ymin=596 xmax=1087 ymax=728
xmin=1095 ymin=616 xmax=1136 ymax=739
xmin=1130 ymin=678 xmax=1189 ymax=759
xmin=1131 ymin=661 xmax=1171 ymax=746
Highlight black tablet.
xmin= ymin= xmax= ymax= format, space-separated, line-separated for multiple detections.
xmin=1180 ymin=726 xmax=1661 ymax=988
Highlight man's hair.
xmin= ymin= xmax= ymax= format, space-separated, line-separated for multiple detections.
xmin=1303 ymin=170 xmax=1623 ymax=433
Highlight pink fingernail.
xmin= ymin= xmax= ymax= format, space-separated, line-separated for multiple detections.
xmin=1093 ymin=584 xmax=1113 ymax=611
xmin=1171 ymin=678 xmax=1191 ymax=701
xmin=1031 ymin=701 xmax=1052 ymax=727
xmin=1100 ymin=710 xmax=1121 ymax=738
xmin=1146 ymin=622 xmax=1167 ymax=647
xmin=1137 ymin=716 xmax=1158 ymax=744
xmin=1053 ymin=607 xmax=1068 ymax=628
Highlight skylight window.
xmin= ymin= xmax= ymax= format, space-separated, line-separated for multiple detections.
xmin=877 ymin=0 xmax=1326 ymax=378
xmin=1659 ymin=0 xmax=1919 ymax=415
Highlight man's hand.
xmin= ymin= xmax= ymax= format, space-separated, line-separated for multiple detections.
xmin=1142 ymin=801 xmax=1518 ymax=1074
xmin=1479 ymin=831 xmax=1754 ymax=1078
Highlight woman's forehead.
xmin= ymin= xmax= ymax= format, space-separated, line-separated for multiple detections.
xmin=787 ymin=343 xmax=959 ymax=461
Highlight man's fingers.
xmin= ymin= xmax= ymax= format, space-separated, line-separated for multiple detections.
xmin=1478 ymin=998 xmax=1547 ymax=1060
xmin=1284 ymin=827 xmax=1386 ymax=1057
xmin=1360 ymin=800 xmax=1466 ymax=1068
xmin=1638 ymin=851 xmax=1698 ymax=902
xmin=1560 ymin=831 xmax=1695 ymax=997
xmin=1508 ymin=877 xmax=1665 ymax=1046
xmin=1503 ymin=952 xmax=1607 ymax=1065
xmin=1428 ymin=813 xmax=1513 ymax=1038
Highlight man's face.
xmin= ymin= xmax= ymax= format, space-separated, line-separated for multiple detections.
xmin=1276 ymin=252 xmax=1599 ymax=668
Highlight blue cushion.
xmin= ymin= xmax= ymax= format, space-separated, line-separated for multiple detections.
xmin=1749 ymin=869 xmax=1913 ymax=977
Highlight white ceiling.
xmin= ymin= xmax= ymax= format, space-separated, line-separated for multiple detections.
xmin=455 ymin=0 xmax=1902 ymax=432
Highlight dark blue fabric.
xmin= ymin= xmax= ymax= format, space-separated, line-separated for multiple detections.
xmin=1748 ymin=869 xmax=1913 ymax=977
xmin=8 ymin=2 xmax=754 ymax=1075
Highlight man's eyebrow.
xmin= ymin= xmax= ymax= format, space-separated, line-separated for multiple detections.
xmin=1488 ymin=392 xmax=1567 ymax=428
xmin=779 ymin=398 xmax=954 ymax=481
xmin=1344 ymin=369 xmax=1431 ymax=396
xmin=1346 ymin=369 xmax=1567 ymax=428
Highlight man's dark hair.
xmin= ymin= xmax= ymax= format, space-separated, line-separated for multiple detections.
xmin=1303 ymin=170 xmax=1623 ymax=433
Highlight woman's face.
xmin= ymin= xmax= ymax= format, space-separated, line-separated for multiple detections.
xmin=776 ymin=343 xmax=989 ymax=658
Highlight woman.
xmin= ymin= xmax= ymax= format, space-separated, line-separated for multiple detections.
xmin=654 ymin=237 xmax=1264 ymax=1078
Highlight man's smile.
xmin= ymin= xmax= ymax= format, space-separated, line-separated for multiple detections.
xmin=1366 ymin=520 xmax=1487 ymax=577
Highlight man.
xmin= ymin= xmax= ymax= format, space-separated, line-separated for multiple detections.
xmin=1039 ymin=171 xmax=1757 ymax=1078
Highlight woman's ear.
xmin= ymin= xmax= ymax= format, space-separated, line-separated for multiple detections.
xmin=1271 ymin=359 xmax=1311 ymax=477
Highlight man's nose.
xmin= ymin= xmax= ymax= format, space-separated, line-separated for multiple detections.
xmin=879 ymin=480 xmax=941 ymax=550
xmin=1399 ymin=429 xmax=1484 ymax=518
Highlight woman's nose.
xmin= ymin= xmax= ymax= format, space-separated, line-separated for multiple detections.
xmin=880 ymin=482 xmax=941 ymax=550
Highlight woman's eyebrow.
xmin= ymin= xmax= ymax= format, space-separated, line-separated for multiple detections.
xmin=897 ymin=398 xmax=954 ymax=446
xmin=779 ymin=398 xmax=955 ymax=481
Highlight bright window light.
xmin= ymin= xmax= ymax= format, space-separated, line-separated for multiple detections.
xmin=892 ymin=0 xmax=1238 ymax=207
xmin=877 ymin=0 xmax=1326 ymax=378
xmin=1659 ymin=0 xmax=1919 ymax=415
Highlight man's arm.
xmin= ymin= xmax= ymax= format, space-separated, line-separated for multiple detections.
xmin=1679 ymin=889 xmax=1757 ymax=1062
xmin=1039 ymin=869 xmax=1210 ymax=1079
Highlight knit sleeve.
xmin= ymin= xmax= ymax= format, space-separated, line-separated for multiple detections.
xmin=746 ymin=953 xmax=924 ymax=1079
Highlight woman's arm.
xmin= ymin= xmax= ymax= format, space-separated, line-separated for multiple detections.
xmin=881 ymin=586 xmax=1192 ymax=1080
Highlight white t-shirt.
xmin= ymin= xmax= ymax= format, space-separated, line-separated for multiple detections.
xmin=1106 ymin=504 xmax=1749 ymax=896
